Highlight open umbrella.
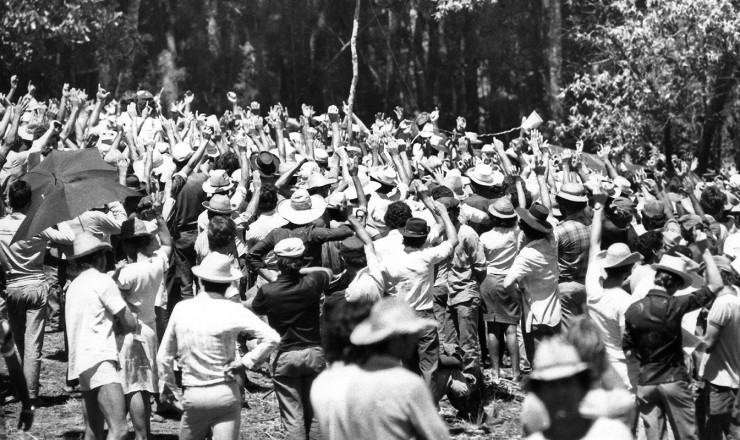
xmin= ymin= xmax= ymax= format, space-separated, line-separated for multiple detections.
xmin=12 ymin=149 xmax=140 ymax=243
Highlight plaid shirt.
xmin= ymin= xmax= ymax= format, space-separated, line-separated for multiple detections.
xmin=554 ymin=210 xmax=591 ymax=282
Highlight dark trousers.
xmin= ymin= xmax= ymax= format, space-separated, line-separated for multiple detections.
xmin=558 ymin=280 xmax=586 ymax=332
xmin=521 ymin=322 xmax=561 ymax=365
xmin=272 ymin=347 xmax=325 ymax=440
xmin=703 ymin=382 xmax=740 ymax=440
xmin=173 ymin=230 xmax=198 ymax=301
xmin=410 ymin=309 xmax=441 ymax=402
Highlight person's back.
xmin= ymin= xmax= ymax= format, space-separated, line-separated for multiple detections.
xmin=170 ymin=171 xmax=208 ymax=233
xmin=311 ymin=357 xmax=448 ymax=440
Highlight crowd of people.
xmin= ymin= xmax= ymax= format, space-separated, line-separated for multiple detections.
xmin=0 ymin=72 xmax=738 ymax=440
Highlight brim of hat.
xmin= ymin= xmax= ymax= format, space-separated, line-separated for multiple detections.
xmin=530 ymin=362 xmax=589 ymax=382
xmin=344 ymin=181 xmax=382 ymax=200
xmin=202 ymin=180 xmax=235 ymax=194
xmin=249 ymin=154 xmax=280 ymax=176
xmin=400 ymin=226 xmax=430 ymax=238
xmin=466 ymin=170 xmax=495 ymax=187
xmin=71 ymin=243 xmax=112 ymax=260
xmin=277 ymin=195 xmax=327 ymax=225
xmin=418 ymin=131 xmax=433 ymax=138
xmin=201 ymin=201 xmax=236 ymax=214
xmin=192 ymin=265 xmax=242 ymax=283
xmin=596 ymin=250 xmax=642 ymax=269
xmin=349 ymin=317 xmax=437 ymax=346
xmin=369 ymin=173 xmax=396 ymax=187
xmin=650 ymin=263 xmax=698 ymax=289
xmin=307 ymin=177 xmax=336 ymax=190
xmin=556 ymin=192 xmax=588 ymax=203
xmin=515 ymin=207 xmax=552 ymax=233
xmin=488 ymin=206 xmax=517 ymax=219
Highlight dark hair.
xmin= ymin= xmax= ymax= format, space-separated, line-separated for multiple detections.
xmin=74 ymin=249 xmax=107 ymax=272
xmin=122 ymin=235 xmax=152 ymax=251
xmin=384 ymin=201 xmax=412 ymax=230
xmin=322 ymin=299 xmax=373 ymax=364
xmin=635 ymin=230 xmax=663 ymax=262
xmin=200 ymin=279 xmax=230 ymax=295
xmin=276 ymin=256 xmax=303 ymax=276
xmin=700 ymin=186 xmax=726 ymax=216
xmin=342 ymin=254 xmax=367 ymax=269
xmin=207 ymin=216 xmax=236 ymax=250
xmin=654 ymin=270 xmax=682 ymax=291
xmin=604 ymin=264 xmax=634 ymax=280
xmin=518 ymin=220 xmax=548 ymax=241
xmin=216 ymin=152 xmax=240 ymax=176
xmin=8 ymin=180 xmax=31 ymax=211
xmin=431 ymin=185 xmax=455 ymax=200
xmin=258 ymin=183 xmax=278 ymax=213
xmin=556 ymin=197 xmax=588 ymax=215
xmin=643 ymin=213 xmax=667 ymax=230
xmin=403 ymin=236 xmax=427 ymax=249
xmin=504 ymin=184 xmax=532 ymax=209
xmin=489 ymin=215 xmax=518 ymax=228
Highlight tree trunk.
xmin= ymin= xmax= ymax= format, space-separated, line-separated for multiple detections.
xmin=346 ymin=0 xmax=361 ymax=146
xmin=542 ymin=0 xmax=563 ymax=121
xmin=698 ymin=54 xmax=737 ymax=173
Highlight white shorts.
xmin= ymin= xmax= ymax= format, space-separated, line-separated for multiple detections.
xmin=79 ymin=361 xmax=121 ymax=392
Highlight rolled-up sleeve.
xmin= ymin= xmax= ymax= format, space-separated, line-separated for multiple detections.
xmin=237 ymin=308 xmax=280 ymax=369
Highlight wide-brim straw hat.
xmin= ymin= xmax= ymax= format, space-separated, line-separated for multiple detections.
xmin=202 ymin=193 xmax=236 ymax=215
xmin=596 ymin=243 xmax=641 ymax=269
xmin=202 ymin=169 xmax=235 ymax=194
xmin=370 ymin=167 xmax=398 ymax=187
xmin=72 ymin=231 xmax=112 ymax=259
xmin=192 ymin=252 xmax=242 ymax=283
xmin=556 ymin=182 xmax=589 ymax=203
xmin=344 ymin=178 xmax=381 ymax=200
xmin=350 ymin=297 xmax=437 ymax=346
xmin=651 ymin=254 xmax=699 ymax=289
xmin=277 ymin=189 xmax=327 ymax=225
xmin=530 ymin=337 xmax=589 ymax=382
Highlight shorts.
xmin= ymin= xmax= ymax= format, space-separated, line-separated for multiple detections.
xmin=79 ymin=360 xmax=121 ymax=392
xmin=707 ymin=382 xmax=740 ymax=416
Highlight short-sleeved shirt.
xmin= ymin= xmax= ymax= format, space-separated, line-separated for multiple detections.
xmin=702 ymin=291 xmax=740 ymax=388
xmin=379 ymin=241 xmax=455 ymax=311
xmin=114 ymin=250 xmax=169 ymax=326
xmin=554 ymin=210 xmax=591 ymax=282
xmin=66 ymin=268 xmax=127 ymax=379
xmin=508 ymin=236 xmax=561 ymax=331
xmin=480 ymin=227 xmax=519 ymax=275
xmin=252 ymin=271 xmax=330 ymax=352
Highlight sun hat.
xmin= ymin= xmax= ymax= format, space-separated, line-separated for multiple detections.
xmin=429 ymin=134 xmax=449 ymax=152
xmin=250 ymin=151 xmax=280 ymax=177
xmin=723 ymin=233 xmax=740 ymax=259
xmin=481 ymin=144 xmax=495 ymax=154
xmin=314 ymin=148 xmax=329 ymax=163
xmin=597 ymin=243 xmax=641 ymax=270
xmin=339 ymin=236 xmax=365 ymax=258
xmin=370 ymin=167 xmax=397 ymax=187
xmin=400 ymin=218 xmax=430 ymax=238
xmin=202 ymin=193 xmax=236 ymax=214
xmin=488 ymin=197 xmax=517 ymax=219
xmin=192 ymin=252 xmax=242 ymax=283
xmin=277 ymin=189 xmax=327 ymax=225
xmin=326 ymin=192 xmax=347 ymax=209
xmin=651 ymin=254 xmax=699 ymax=289
xmin=120 ymin=218 xmax=157 ymax=239
xmin=274 ymin=237 xmax=305 ymax=258
xmin=306 ymin=172 xmax=335 ymax=190
xmin=556 ymin=182 xmax=588 ymax=203
xmin=466 ymin=164 xmax=497 ymax=187
xmin=72 ymin=232 xmax=112 ymax=259
xmin=516 ymin=202 xmax=552 ymax=233
xmin=530 ymin=337 xmax=589 ymax=382
xmin=613 ymin=176 xmax=633 ymax=197
xmin=444 ymin=169 xmax=469 ymax=199
xmin=350 ymin=297 xmax=437 ymax=346
xmin=136 ymin=90 xmax=154 ymax=100
xmin=418 ymin=122 xmax=434 ymax=138
xmin=344 ymin=174 xmax=382 ymax=200
xmin=678 ymin=214 xmax=704 ymax=230
xmin=643 ymin=199 xmax=666 ymax=218
xmin=171 ymin=141 xmax=193 ymax=163
xmin=202 ymin=169 xmax=235 ymax=194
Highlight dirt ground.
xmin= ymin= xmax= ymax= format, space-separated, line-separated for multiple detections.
xmin=1 ymin=330 xmax=522 ymax=439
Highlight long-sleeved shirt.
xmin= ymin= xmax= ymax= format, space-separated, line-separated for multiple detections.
xmin=0 ymin=212 xmax=75 ymax=287
xmin=246 ymin=223 xmax=353 ymax=271
xmin=156 ymin=291 xmax=280 ymax=393
xmin=623 ymin=285 xmax=717 ymax=385
xmin=447 ymin=224 xmax=487 ymax=305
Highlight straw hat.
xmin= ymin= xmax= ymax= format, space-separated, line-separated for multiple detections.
xmin=202 ymin=194 xmax=236 ymax=214
xmin=516 ymin=202 xmax=552 ymax=233
xmin=120 ymin=218 xmax=157 ymax=239
xmin=418 ymin=122 xmax=434 ymax=138
xmin=596 ymin=243 xmax=641 ymax=270
xmin=651 ymin=254 xmax=699 ymax=289
xmin=72 ymin=232 xmax=112 ymax=259
xmin=370 ymin=167 xmax=398 ymax=187
xmin=306 ymin=172 xmax=335 ymax=190
xmin=202 ymin=169 xmax=235 ymax=194
xmin=350 ymin=297 xmax=437 ymax=345
xmin=613 ymin=176 xmax=633 ymax=197
xmin=556 ymin=182 xmax=588 ymax=203
xmin=192 ymin=252 xmax=242 ymax=283
xmin=344 ymin=174 xmax=382 ymax=200
xmin=171 ymin=141 xmax=193 ymax=163
xmin=488 ymin=198 xmax=517 ymax=219
xmin=530 ymin=337 xmax=589 ymax=382
xmin=466 ymin=164 xmax=503 ymax=187
xmin=277 ymin=189 xmax=327 ymax=225
xmin=274 ymin=237 xmax=305 ymax=258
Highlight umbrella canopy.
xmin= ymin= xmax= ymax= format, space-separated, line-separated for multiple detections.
xmin=13 ymin=149 xmax=140 ymax=243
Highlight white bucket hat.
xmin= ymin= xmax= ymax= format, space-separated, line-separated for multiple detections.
xmin=530 ymin=337 xmax=589 ymax=382
xmin=72 ymin=232 xmax=112 ymax=259
xmin=192 ymin=252 xmax=242 ymax=283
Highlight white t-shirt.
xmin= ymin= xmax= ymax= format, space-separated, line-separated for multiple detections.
xmin=114 ymin=250 xmax=169 ymax=326
xmin=66 ymin=268 xmax=127 ymax=379
xmin=702 ymin=291 xmax=740 ymax=388
xmin=585 ymin=257 xmax=632 ymax=363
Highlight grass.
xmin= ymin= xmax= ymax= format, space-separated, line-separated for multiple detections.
xmin=1 ymin=330 xmax=522 ymax=439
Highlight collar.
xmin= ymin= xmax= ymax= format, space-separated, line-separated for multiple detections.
xmin=645 ymin=286 xmax=671 ymax=298
xmin=362 ymin=354 xmax=403 ymax=371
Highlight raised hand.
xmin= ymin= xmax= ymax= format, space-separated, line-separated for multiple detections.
xmin=533 ymin=154 xmax=548 ymax=176
xmin=327 ymin=105 xmax=339 ymax=123
xmin=597 ymin=145 xmax=611 ymax=160
xmin=393 ymin=106 xmax=404 ymax=120
xmin=27 ymin=81 xmax=36 ymax=96
xmin=227 ymin=91 xmax=237 ymax=103
xmin=62 ymin=83 xmax=70 ymax=98
xmin=456 ymin=116 xmax=466 ymax=131
xmin=76 ymin=89 xmax=88 ymax=104
xmin=430 ymin=107 xmax=439 ymax=123
xmin=183 ymin=90 xmax=194 ymax=105
xmin=249 ymin=101 xmax=260 ymax=116
xmin=10 ymin=75 xmax=18 ymax=88
xmin=96 ymin=84 xmax=110 ymax=102
xmin=301 ymin=103 xmax=314 ymax=118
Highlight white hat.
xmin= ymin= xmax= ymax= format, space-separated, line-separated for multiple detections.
xmin=314 ymin=148 xmax=329 ymax=163
xmin=350 ymin=297 xmax=437 ymax=345
xmin=466 ymin=164 xmax=500 ymax=187
xmin=344 ymin=174 xmax=382 ymax=200
xmin=202 ymin=169 xmax=235 ymax=195
xmin=72 ymin=232 xmax=112 ymax=259
xmin=530 ymin=337 xmax=589 ymax=382
xmin=369 ymin=167 xmax=397 ymax=187
xmin=556 ymin=182 xmax=589 ymax=203
xmin=171 ymin=142 xmax=193 ymax=163
xmin=596 ymin=243 xmax=641 ymax=269
xmin=724 ymin=233 xmax=740 ymax=259
xmin=277 ymin=189 xmax=327 ymax=225
xmin=192 ymin=252 xmax=242 ymax=283
xmin=274 ymin=237 xmax=305 ymax=258
xmin=651 ymin=254 xmax=700 ymax=289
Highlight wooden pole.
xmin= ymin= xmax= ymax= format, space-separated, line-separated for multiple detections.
xmin=346 ymin=0 xmax=361 ymax=146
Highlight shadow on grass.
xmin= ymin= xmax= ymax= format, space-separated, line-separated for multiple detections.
xmin=35 ymin=394 xmax=71 ymax=407
xmin=45 ymin=349 xmax=68 ymax=361
xmin=60 ymin=430 xmax=179 ymax=440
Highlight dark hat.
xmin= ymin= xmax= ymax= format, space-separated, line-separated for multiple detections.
xmin=125 ymin=174 xmax=146 ymax=193
xmin=515 ymin=202 xmax=552 ymax=233
xmin=401 ymin=218 xmax=430 ymax=238
xmin=340 ymin=236 xmax=365 ymax=258
xmin=249 ymin=152 xmax=280 ymax=177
